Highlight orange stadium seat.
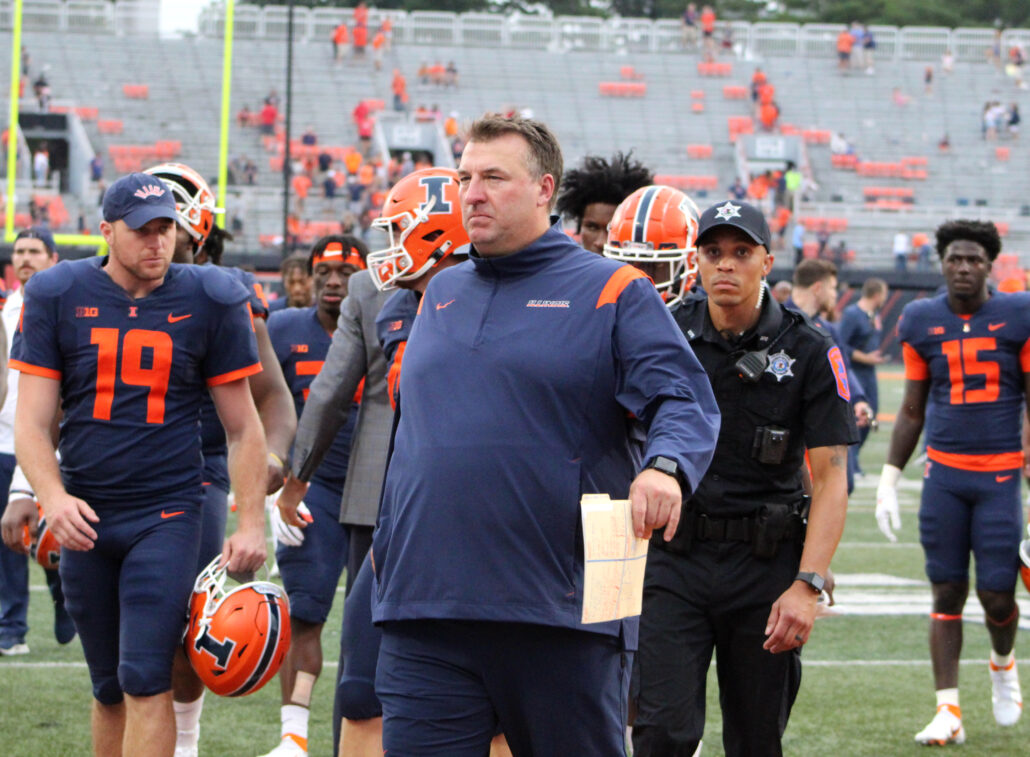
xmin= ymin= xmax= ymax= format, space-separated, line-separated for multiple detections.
xmin=98 ymin=119 xmax=123 ymax=135
xmin=686 ymin=144 xmax=713 ymax=159
xmin=122 ymin=84 xmax=149 ymax=99
xmin=74 ymin=106 xmax=99 ymax=121
xmin=49 ymin=105 xmax=70 ymax=114
xmin=690 ymin=90 xmax=705 ymax=100
xmin=801 ymin=129 xmax=832 ymax=145
xmin=692 ymin=102 xmax=705 ymax=113
xmin=996 ymin=146 xmax=1011 ymax=161
xmin=722 ymin=85 xmax=748 ymax=99
xmin=996 ymin=222 xmax=1010 ymax=237
xmin=619 ymin=65 xmax=643 ymax=80
xmin=831 ymin=154 xmax=858 ymax=169
xmin=654 ymin=174 xmax=719 ymax=191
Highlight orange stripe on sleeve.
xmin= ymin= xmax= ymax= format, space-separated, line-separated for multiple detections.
xmin=1021 ymin=338 xmax=1030 ymax=373
xmin=596 ymin=265 xmax=648 ymax=309
xmin=8 ymin=359 xmax=60 ymax=380
xmin=902 ymin=342 xmax=929 ymax=380
xmin=387 ymin=341 xmax=406 ymax=412
xmin=252 ymin=282 xmax=270 ymax=313
xmin=206 ymin=362 xmax=263 ymax=386
xmin=926 ymin=446 xmax=1023 ymax=473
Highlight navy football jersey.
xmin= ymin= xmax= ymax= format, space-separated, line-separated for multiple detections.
xmin=268 ymin=306 xmax=357 ymax=494
xmin=899 ymin=291 xmax=1030 ymax=465
xmin=198 ymin=267 xmax=271 ymax=479
xmin=375 ymin=289 xmax=419 ymax=408
xmin=11 ymin=257 xmax=261 ymax=506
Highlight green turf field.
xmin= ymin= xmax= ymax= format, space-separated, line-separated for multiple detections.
xmin=3 ymin=372 xmax=1029 ymax=756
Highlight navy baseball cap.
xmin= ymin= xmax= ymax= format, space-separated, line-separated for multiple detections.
xmin=696 ymin=200 xmax=772 ymax=249
xmin=102 ymin=173 xmax=178 ymax=229
xmin=14 ymin=226 xmax=56 ymax=253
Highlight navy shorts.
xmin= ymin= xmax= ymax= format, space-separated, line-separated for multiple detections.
xmin=377 ymin=619 xmax=630 ymax=757
xmin=336 ymin=552 xmax=383 ymax=720
xmin=60 ymin=499 xmax=201 ymax=704
xmin=276 ymin=480 xmax=349 ymax=624
xmin=919 ymin=460 xmax=1022 ymax=591
xmin=198 ymin=454 xmax=229 ymax=573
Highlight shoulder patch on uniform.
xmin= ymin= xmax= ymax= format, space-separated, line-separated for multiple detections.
xmin=596 ymin=265 xmax=649 ymax=309
xmin=200 ymin=265 xmax=250 ymax=306
xmin=827 ymin=345 xmax=850 ymax=401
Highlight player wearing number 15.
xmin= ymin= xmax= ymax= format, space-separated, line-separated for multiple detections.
xmin=10 ymin=173 xmax=269 ymax=757
xmin=876 ymin=220 xmax=1030 ymax=746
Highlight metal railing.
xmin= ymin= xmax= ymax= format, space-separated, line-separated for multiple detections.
xmin=3 ymin=1 xmax=1028 ymax=63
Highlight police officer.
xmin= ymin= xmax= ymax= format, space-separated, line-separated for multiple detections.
xmin=633 ymin=200 xmax=858 ymax=757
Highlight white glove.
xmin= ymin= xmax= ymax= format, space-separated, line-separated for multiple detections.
xmin=271 ymin=501 xmax=312 ymax=547
xmin=875 ymin=464 xmax=902 ymax=543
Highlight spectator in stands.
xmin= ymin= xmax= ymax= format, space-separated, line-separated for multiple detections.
xmin=392 ymin=69 xmax=408 ymax=112
xmin=292 ymin=172 xmax=313 ymax=215
xmin=892 ymin=231 xmax=910 ymax=271
xmin=892 ymin=87 xmax=911 ymax=106
xmin=681 ymin=3 xmax=699 ymax=49
xmin=912 ymin=231 xmax=933 ymax=270
xmin=555 ymin=151 xmax=653 ymax=255
xmin=771 ymin=280 xmax=792 ymax=304
xmin=32 ymin=144 xmax=48 ymax=186
xmin=398 ymin=151 xmax=414 ymax=179
xmin=783 ymin=162 xmax=802 ymax=207
xmin=32 ymin=69 xmax=50 ymax=111
xmin=353 ymin=22 xmax=368 ymax=59
xmin=924 ymin=66 xmax=934 ymax=96
xmin=353 ymin=0 xmax=368 ymax=28
xmin=259 ymin=101 xmax=278 ymax=136
xmin=445 ymin=61 xmax=459 ymax=87
xmin=700 ymin=5 xmax=717 ymax=61
xmin=792 ymin=218 xmax=806 ymax=265
xmin=816 ymin=227 xmax=831 ymax=258
xmin=988 ymin=28 xmax=1003 ymax=68
xmin=323 ymin=170 xmax=338 ymax=200
xmin=265 ymin=89 xmax=280 ymax=108
xmin=830 ymin=131 xmax=855 ymax=156
xmin=243 ymin=157 xmax=257 ymax=186
xmin=90 ymin=154 xmax=103 ymax=183
xmin=301 ymin=126 xmax=318 ymax=146
xmin=727 ymin=177 xmax=747 ymax=201
xmin=317 ymin=148 xmax=332 ymax=173
xmin=333 ymin=22 xmax=349 ymax=62
xmin=772 ymin=204 xmax=791 ymax=251
xmin=1008 ymin=103 xmax=1021 ymax=138
xmin=831 ymin=240 xmax=849 ymax=269
xmin=21 ymin=46 xmax=29 ymax=77
xmin=236 ymin=104 xmax=253 ymax=127
xmin=941 ymin=48 xmax=955 ymax=73
xmin=849 ymin=22 xmax=865 ymax=69
xmin=758 ymin=100 xmax=779 ymax=132
xmin=372 ymin=27 xmax=386 ymax=71
xmin=938 ymin=133 xmax=951 ymax=151
xmin=837 ymin=26 xmax=853 ymax=71
xmin=750 ymin=67 xmax=767 ymax=101
xmin=862 ymin=24 xmax=876 ymax=73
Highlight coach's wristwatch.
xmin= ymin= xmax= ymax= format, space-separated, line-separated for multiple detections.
xmin=794 ymin=571 xmax=826 ymax=595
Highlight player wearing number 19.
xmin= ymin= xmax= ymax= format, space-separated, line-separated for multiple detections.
xmin=876 ymin=220 xmax=1029 ymax=746
xmin=10 ymin=173 xmax=269 ymax=757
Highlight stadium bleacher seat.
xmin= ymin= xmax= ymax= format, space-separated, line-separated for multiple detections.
xmin=690 ymin=90 xmax=705 ymax=100
xmin=686 ymin=144 xmax=713 ymax=159
xmin=722 ymin=85 xmax=748 ymax=100
xmin=691 ymin=102 xmax=705 ymax=113
xmin=98 ymin=119 xmax=123 ymax=135
xmin=122 ymin=84 xmax=150 ymax=99
xmin=654 ymin=174 xmax=719 ymax=191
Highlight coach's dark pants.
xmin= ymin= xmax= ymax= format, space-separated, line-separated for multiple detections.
xmin=377 ymin=619 xmax=630 ymax=757
xmin=633 ymin=541 xmax=802 ymax=757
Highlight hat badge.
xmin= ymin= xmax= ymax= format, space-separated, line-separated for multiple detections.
xmin=714 ymin=201 xmax=741 ymax=221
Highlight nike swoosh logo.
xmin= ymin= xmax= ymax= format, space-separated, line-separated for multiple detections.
xmin=436 ymin=299 xmax=455 ymax=310
xmin=160 ymin=510 xmax=185 ymax=519
xmin=168 ymin=313 xmax=192 ymax=323
xmin=988 ymin=322 xmax=1006 ymax=331
xmin=996 ymin=475 xmax=1013 ymax=483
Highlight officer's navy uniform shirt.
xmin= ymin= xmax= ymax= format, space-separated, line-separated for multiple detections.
xmin=667 ymin=293 xmax=858 ymax=537
xmin=269 ymin=305 xmax=358 ymax=494
xmin=11 ymin=258 xmax=261 ymax=507
xmin=371 ymin=221 xmax=720 ymax=638
xmin=899 ymin=291 xmax=1030 ymax=465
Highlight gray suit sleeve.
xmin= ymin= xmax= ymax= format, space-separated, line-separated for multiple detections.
xmin=290 ymin=278 xmax=370 ymax=481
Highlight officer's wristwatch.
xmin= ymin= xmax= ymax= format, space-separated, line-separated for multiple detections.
xmin=794 ymin=571 xmax=826 ymax=595
xmin=644 ymin=456 xmax=687 ymax=493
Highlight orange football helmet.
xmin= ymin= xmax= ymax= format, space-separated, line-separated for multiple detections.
xmin=603 ymin=184 xmax=701 ymax=305
xmin=368 ymin=167 xmax=469 ymax=291
xmin=184 ymin=557 xmax=291 ymax=697
xmin=144 ymin=162 xmax=221 ymax=251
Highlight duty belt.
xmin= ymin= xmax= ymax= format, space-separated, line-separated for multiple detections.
xmin=694 ymin=513 xmax=754 ymax=542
